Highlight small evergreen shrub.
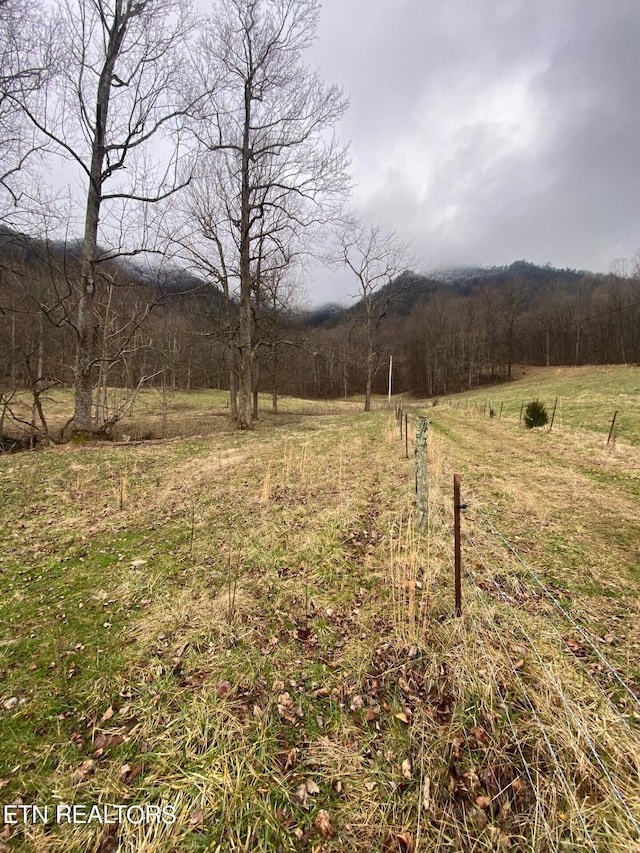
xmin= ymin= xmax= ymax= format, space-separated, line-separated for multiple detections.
xmin=524 ymin=399 xmax=548 ymax=429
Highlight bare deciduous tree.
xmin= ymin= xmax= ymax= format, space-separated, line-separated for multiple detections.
xmin=196 ymin=0 xmax=349 ymax=428
xmin=13 ymin=0 xmax=201 ymax=434
xmin=176 ymin=158 xmax=242 ymax=418
xmin=0 ymin=0 xmax=55 ymax=219
xmin=335 ymin=218 xmax=412 ymax=412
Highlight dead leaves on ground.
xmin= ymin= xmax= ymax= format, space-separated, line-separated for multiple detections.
xmin=71 ymin=758 xmax=95 ymax=785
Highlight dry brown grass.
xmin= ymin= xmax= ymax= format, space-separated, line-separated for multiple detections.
xmin=2 ymin=390 xmax=640 ymax=851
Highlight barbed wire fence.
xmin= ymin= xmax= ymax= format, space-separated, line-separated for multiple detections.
xmin=390 ymin=405 xmax=640 ymax=847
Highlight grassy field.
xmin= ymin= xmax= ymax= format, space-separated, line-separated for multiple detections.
xmin=1 ymin=368 xmax=639 ymax=852
xmin=433 ymin=364 xmax=640 ymax=444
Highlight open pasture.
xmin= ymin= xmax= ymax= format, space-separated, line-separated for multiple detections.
xmin=1 ymin=368 xmax=639 ymax=851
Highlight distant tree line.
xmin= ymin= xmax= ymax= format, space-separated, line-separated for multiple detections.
xmin=2 ymin=235 xmax=639 ymax=437
xmin=1 ymin=0 xmax=639 ymax=441
xmin=297 ymin=263 xmax=640 ymax=400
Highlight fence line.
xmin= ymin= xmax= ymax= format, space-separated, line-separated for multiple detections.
xmin=470 ymin=500 xmax=640 ymax=715
xmin=464 ymin=531 xmax=640 ymax=838
xmin=397 ymin=410 xmax=640 ymax=841
xmin=413 ymin=420 xmax=640 ymax=720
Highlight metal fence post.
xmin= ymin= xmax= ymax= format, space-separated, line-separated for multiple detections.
xmin=454 ymin=474 xmax=462 ymax=617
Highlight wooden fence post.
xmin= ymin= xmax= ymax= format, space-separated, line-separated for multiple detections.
xmin=607 ymin=411 xmax=618 ymax=446
xmin=415 ymin=417 xmax=429 ymax=531
xmin=549 ymin=397 xmax=558 ymax=432
xmin=405 ymin=413 xmax=409 ymax=459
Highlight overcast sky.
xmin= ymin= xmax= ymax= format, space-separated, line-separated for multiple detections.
xmin=303 ymin=0 xmax=640 ymax=305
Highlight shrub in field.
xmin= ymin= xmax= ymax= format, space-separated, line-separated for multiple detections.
xmin=524 ymin=399 xmax=548 ymax=428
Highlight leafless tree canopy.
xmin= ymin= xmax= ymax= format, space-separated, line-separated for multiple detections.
xmin=335 ymin=217 xmax=413 ymax=411
xmin=192 ymin=0 xmax=350 ymax=428
xmin=8 ymin=0 xmax=202 ymax=432
xmin=0 ymin=0 xmax=54 ymax=212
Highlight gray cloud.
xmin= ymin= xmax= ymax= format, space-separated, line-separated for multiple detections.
xmin=305 ymin=0 xmax=640 ymax=303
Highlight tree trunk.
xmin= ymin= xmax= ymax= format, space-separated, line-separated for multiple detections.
xmin=73 ymin=6 xmax=125 ymax=434
xmin=74 ymin=186 xmax=100 ymax=433
xmin=237 ymin=80 xmax=253 ymax=429
xmin=545 ymin=329 xmax=550 ymax=367
xmin=271 ymin=340 xmax=278 ymax=414
xmin=229 ymin=363 xmax=238 ymax=418
xmin=364 ymin=315 xmax=373 ymax=412
xmin=252 ymin=360 xmax=259 ymax=419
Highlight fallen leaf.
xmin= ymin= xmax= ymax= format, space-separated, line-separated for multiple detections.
xmin=214 ymin=680 xmax=232 ymax=698
xmin=292 ymin=782 xmax=308 ymax=806
xmin=475 ymin=795 xmax=491 ymax=810
xmin=450 ymin=731 xmax=464 ymax=759
xmin=384 ymin=832 xmax=414 ymax=852
xmin=462 ymin=769 xmax=480 ymax=792
xmin=487 ymin=826 xmax=512 ymax=849
xmin=350 ymin=694 xmax=364 ymax=712
xmin=100 ymin=706 xmax=115 ymax=723
xmin=395 ymin=711 xmax=411 ymax=724
xmin=304 ymin=778 xmax=320 ymax=795
xmin=401 ymin=759 xmax=412 ymax=779
xmin=72 ymin=759 xmax=95 ymax=785
xmin=277 ymin=692 xmax=294 ymax=715
xmin=189 ymin=807 xmax=205 ymax=826
xmin=95 ymin=824 xmax=119 ymax=853
xmin=421 ymin=776 xmax=431 ymax=811
xmin=469 ymin=726 xmax=491 ymax=746
xmin=122 ymin=763 xmax=145 ymax=784
xmin=364 ymin=781 xmax=376 ymax=791
xmin=314 ymin=809 xmax=333 ymax=838
xmin=93 ymin=732 xmax=125 ymax=754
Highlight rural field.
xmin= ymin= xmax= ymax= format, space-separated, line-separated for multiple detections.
xmin=1 ymin=365 xmax=639 ymax=852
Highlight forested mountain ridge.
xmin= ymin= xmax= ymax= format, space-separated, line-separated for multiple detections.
xmin=2 ymin=227 xmax=639 ymax=433
xmin=306 ymin=261 xmax=589 ymax=327
xmin=303 ymin=259 xmax=640 ymax=398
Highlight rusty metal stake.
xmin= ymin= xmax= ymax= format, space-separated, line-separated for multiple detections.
xmin=549 ymin=397 xmax=558 ymax=432
xmin=454 ymin=474 xmax=462 ymax=617
xmin=607 ymin=410 xmax=618 ymax=445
